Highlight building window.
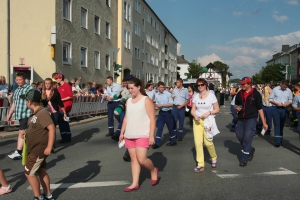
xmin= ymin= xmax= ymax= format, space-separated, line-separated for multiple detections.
xmin=135 ymin=23 xmax=140 ymax=37
xmin=94 ymin=15 xmax=100 ymax=34
xmin=146 ymin=53 xmax=150 ymax=63
xmin=94 ymin=51 xmax=100 ymax=69
xmin=124 ymin=29 xmax=130 ymax=49
xmin=106 ymin=22 xmax=111 ymax=39
xmin=124 ymin=1 xmax=131 ymax=22
xmin=81 ymin=7 xmax=88 ymax=29
xmin=142 ymin=40 xmax=145 ymax=53
xmin=80 ymin=47 xmax=87 ymax=67
xmin=142 ymin=18 xmax=145 ymax=32
xmin=105 ymin=54 xmax=110 ymax=70
xmin=62 ymin=41 xmax=72 ymax=65
xmin=134 ymin=0 xmax=141 ymax=14
xmin=134 ymin=47 xmax=140 ymax=60
xmin=142 ymin=62 xmax=144 ymax=74
xmin=106 ymin=0 xmax=111 ymax=7
xmin=63 ymin=0 xmax=71 ymax=21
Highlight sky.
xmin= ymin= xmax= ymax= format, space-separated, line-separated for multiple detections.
xmin=146 ymin=0 xmax=300 ymax=78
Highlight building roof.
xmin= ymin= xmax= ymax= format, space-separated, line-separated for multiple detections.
xmin=198 ymin=62 xmax=222 ymax=75
xmin=177 ymin=55 xmax=189 ymax=64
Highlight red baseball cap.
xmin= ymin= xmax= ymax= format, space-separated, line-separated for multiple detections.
xmin=239 ymin=77 xmax=252 ymax=85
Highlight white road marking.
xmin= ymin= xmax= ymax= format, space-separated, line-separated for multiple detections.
xmin=217 ymin=168 xmax=297 ymax=179
xmin=27 ymin=181 xmax=130 ymax=190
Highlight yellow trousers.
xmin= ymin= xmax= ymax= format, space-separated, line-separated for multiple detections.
xmin=193 ymin=119 xmax=217 ymax=167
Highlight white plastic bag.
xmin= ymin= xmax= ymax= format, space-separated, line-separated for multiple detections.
xmin=204 ymin=115 xmax=220 ymax=138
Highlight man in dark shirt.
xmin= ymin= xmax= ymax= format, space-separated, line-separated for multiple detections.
xmin=234 ymin=77 xmax=268 ymax=167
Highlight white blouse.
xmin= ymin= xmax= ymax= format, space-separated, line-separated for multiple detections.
xmin=192 ymin=92 xmax=217 ymax=118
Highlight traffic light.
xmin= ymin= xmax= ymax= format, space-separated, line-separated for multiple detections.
xmin=113 ymin=62 xmax=122 ymax=77
xmin=278 ymin=65 xmax=286 ymax=75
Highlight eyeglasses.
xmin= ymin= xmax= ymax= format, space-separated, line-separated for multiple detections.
xmin=197 ymin=84 xmax=205 ymax=87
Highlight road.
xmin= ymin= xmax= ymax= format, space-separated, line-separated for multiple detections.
xmin=1 ymin=101 xmax=300 ymax=200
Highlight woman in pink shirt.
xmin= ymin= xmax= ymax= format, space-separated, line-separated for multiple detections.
xmin=187 ymin=85 xmax=195 ymax=127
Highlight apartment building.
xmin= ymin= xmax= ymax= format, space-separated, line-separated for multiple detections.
xmin=266 ymin=44 xmax=300 ymax=80
xmin=0 ymin=0 xmax=178 ymax=85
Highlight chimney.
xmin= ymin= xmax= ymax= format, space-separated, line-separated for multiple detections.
xmin=181 ymin=55 xmax=184 ymax=59
xmin=282 ymin=45 xmax=290 ymax=52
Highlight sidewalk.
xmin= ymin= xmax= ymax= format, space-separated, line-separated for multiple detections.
xmin=0 ymin=115 xmax=107 ymax=140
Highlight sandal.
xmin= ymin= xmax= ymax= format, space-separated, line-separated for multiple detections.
xmin=212 ymin=160 xmax=217 ymax=168
xmin=194 ymin=166 xmax=204 ymax=173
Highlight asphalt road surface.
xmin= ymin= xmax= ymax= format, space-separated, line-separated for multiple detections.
xmin=1 ymin=101 xmax=300 ymax=200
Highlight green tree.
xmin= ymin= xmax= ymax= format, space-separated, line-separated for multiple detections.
xmin=261 ymin=64 xmax=285 ymax=83
xmin=184 ymin=60 xmax=203 ymax=78
xmin=213 ymin=61 xmax=233 ymax=86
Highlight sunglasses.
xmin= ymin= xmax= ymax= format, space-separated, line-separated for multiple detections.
xmin=197 ymin=84 xmax=205 ymax=87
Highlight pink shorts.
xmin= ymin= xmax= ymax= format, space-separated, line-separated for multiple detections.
xmin=124 ymin=138 xmax=150 ymax=149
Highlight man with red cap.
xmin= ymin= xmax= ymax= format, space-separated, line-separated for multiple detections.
xmin=234 ymin=77 xmax=268 ymax=167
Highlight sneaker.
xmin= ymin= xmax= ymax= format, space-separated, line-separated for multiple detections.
xmin=8 ymin=150 xmax=22 ymax=160
xmin=0 ymin=187 xmax=12 ymax=195
xmin=43 ymin=193 xmax=54 ymax=200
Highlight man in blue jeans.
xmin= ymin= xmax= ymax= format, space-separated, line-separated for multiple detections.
xmin=234 ymin=77 xmax=268 ymax=167
xmin=269 ymin=80 xmax=293 ymax=147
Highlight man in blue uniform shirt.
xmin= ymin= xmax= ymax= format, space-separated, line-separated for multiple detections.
xmin=105 ymin=76 xmax=121 ymax=137
xmin=152 ymin=81 xmax=177 ymax=149
xmin=269 ymin=80 xmax=293 ymax=147
xmin=172 ymin=78 xmax=190 ymax=141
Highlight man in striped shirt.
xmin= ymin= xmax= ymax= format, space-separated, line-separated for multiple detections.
xmin=6 ymin=72 xmax=33 ymax=160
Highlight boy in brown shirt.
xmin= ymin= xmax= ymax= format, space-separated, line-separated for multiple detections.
xmin=20 ymin=89 xmax=55 ymax=200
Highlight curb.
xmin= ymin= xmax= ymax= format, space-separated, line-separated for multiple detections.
xmin=0 ymin=115 xmax=107 ymax=140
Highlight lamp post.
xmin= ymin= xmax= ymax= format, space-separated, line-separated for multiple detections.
xmin=271 ymin=49 xmax=292 ymax=81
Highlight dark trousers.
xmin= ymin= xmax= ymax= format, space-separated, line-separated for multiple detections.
xmin=114 ymin=111 xmax=125 ymax=136
xmin=297 ymin=112 xmax=300 ymax=134
xmin=107 ymin=101 xmax=121 ymax=133
xmin=58 ymin=110 xmax=71 ymax=140
xmin=172 ymin=105 xmax=185 ymax=138
xmin=271 ymin=106 xmax=286 ymax=144
xmin=225 ymin=94 xmax=230 ymax=101
xmin=235 ymin=118 xmax=256 ymax=161
xmin=187 ymin=106 xmax=193 ymax=127
xmin=155 ymin=110 xmax=176 ymax=146
xmin=257 ymin=106 xmax=272 ymax=134
xmin=230 ymin=105 xmax=238 ymax=131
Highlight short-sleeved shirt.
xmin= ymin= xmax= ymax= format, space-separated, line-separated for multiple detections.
xmin=192 ymin=93 xmax=217 ymax=117
xmin=172 ymin=87 xmax=189 ymax=105
xmin=155 ymin=90 xmax=173 ymax=111
xmin=269 ymin=86 xmax=293 ymax=106
xmin=57 ymin=82 xmax=73 ymax=112
xmin=146 ymin=90 xmax=155 ymax=100
xmin=292 ymin=93 xmax=300 ymax=109
xmin=13 ymin=84 xmax=33 ymax=120
xmin=27 ymin=108 xmax=54 ymax=158
xmin=106 ymin=83 xmax=121 ymax=101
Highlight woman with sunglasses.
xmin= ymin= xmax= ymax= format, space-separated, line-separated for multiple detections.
xmin=191 ymin=78 xmax=220 ymax=172
xmin=42 ymin=78 xmax=67 ymax=151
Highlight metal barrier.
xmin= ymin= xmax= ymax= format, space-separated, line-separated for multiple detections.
xmin=0 ymin=95 xmax=108 ymax=128
xmin=68 ymin=95 xmax=107 ymax=118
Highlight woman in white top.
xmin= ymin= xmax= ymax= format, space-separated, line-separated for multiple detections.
xmin=119 ymin=78 xmax=158 ymax=192
xmin=191 ymin=78 xmax=220 ymax=172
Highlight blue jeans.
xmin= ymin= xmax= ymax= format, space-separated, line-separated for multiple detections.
xmin=235 ymin=118 xmax=256 ymax=161
xmin=172 ymin=105 xmax=185 ymax=138
xmin=58 ymin=110 xmax=71 ymax=140
xmin=271 ymin=106 xmax=286 ymax=144
xmin=107 ymin=101 xmax=121 ymax=133
xmin=155 ymin=110 xmax=176 ymax=146
xmin=230 ymin=105 xmax=238 ymax=131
